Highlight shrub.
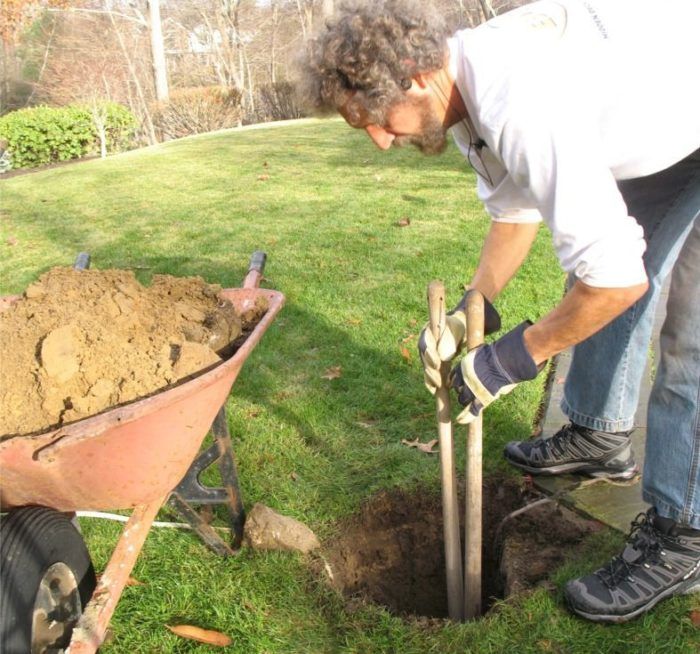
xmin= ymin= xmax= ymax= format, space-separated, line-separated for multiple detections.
xmin=154 ymin=86 xmax=242 ymax=140
xmin=246 ymin=81 xmax=308 ymax=125
xmin=0 ymin=103 xmax=137 ymax=170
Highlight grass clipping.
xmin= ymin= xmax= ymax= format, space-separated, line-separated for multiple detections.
xmin=0 ymin=267 xmax=267 ymax=438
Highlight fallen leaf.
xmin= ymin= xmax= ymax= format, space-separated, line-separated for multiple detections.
xmin=257 ymin=174 xmax=270 ymax=181
xmin=321 ymin=366 xmax=342 ymax=380
xmin=356 ymin=420 xmax=377 ymax=429
xmin=290 ymin=471 xmax=299 ymax=481
xmin=400 ymin=347 xmax=412 ymax=361
xmin=401 ymin=438 xmax=438 ymax=454
xmin=396 ymin=217 xmax=411 ymax=227
xmin=690 ymin=609 xmax=700 ymax=627
xmin=166 ymin=625 xmax=232 ymax=646
xmin=263 ymin=161 xmax=269 ymax=167
xmin=401 ymin=333 xmax=416 ymax=344
xmin=6 ymin=237 xmax=17 ymax=246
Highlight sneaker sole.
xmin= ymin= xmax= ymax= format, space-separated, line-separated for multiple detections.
xmin=503 ymin=452 xmax=639 ymax=481
xmin=567 ymin=577 xmax=700 ymax=623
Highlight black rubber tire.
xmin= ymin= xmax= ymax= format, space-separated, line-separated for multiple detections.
xmin=0 ymin=506 xmax=96 ymax=654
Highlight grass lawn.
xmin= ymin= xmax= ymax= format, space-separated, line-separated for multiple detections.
xmin=1 ymin=119 xmax=698 ymax=653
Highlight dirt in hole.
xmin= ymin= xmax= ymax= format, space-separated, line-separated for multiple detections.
xmin=0 ymin=266 xmax=268 ymax=438
xmin=323 ymin=476 xmax=601 ymax=619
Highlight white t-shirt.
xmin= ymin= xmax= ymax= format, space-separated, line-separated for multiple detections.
xmin=448 ymin=0 xmax=700 ymax=287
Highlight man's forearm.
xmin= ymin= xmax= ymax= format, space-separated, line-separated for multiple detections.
xmin=523 ymin=279 xmax=649 ymax=365
xmin=470 ymin=221 xmax=540 ymax=301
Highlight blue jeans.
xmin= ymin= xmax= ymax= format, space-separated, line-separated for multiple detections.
xmin=561 ymin=149 xmax=700 ymax=528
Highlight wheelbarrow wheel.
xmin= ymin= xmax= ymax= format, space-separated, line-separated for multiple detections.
xmin=0 ymin=506 xmax=96 ymax=654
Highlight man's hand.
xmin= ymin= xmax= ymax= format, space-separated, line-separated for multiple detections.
xmin=450 ymin=321 xmax=541 ymax=423
xmin=418 ymin=291 xmax=501 ymax=393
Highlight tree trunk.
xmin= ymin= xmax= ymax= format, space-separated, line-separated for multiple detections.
xmin=108 ymin=9 xmax=158 ymax=144
xmin=148 ymin=0 xmax=169 ymax=102
xmin=321 ymin=0 xmax=334 ymax=21
xmin=269 ymin=0 xmax=278 ymax=84
xmin=478 ymin=0 xmax=496 ymax=20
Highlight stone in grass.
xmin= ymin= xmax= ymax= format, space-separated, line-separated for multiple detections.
xmin=244 ymin=503 xmax=320 ymax=554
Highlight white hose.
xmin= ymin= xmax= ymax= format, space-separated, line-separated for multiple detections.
xmin=76 ymin=510 xmax=230 ymax=532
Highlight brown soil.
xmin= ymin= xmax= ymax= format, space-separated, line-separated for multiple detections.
xmin=323 ymin=476 xmax=600 ymax=619
xmin=0 ymin=267 xmax=267 ymax=438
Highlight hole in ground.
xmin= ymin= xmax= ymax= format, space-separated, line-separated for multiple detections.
xmin=323 ymin=475 xmax=602 ymax=619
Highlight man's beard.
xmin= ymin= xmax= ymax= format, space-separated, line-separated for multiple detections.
xmin=393 ymin=99 xmax=448 ymax=155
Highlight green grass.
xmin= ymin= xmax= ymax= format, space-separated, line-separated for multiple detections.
xmin=2 ymin=119 xmax=698 ymax=652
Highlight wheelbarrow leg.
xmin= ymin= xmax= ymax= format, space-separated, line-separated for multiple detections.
xmin=67 ymin=496 xmax=167 ymax=654
xmin=167 ymin=406 xmax=245 ymax=556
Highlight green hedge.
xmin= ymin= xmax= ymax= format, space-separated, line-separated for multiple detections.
xmin=0 ymin=103 xmax=137 ymax=170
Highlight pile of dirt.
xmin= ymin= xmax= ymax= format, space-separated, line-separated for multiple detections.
xmin=323 ymin=476 xmax=599 ymax=619
xmin=0 ymin=267 xmax=267 ymax=438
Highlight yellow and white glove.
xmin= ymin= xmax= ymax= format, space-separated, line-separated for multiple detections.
xmin=450 ymin=321 xmax=542 ymax=424
xmin=418 ymin=290 xmax=501 ymax=394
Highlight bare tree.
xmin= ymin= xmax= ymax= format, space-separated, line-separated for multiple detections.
xmin=148 ymin=0 xmax=169 ymax=101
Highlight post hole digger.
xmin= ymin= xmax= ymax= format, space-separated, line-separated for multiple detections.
xmin=424 ymin=282 xmax=485 ymax=622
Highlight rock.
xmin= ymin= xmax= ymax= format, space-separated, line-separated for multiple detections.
xmin=244 ymin=503 xmax=320 ymax=554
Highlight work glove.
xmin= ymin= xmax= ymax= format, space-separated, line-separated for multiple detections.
xmin=418 ymin=290 xmax=501 ymax=393
xmin=450 ymin=321 xmax=542 ymax=424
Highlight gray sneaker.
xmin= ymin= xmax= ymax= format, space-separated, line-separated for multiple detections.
xmin=503 ymin=422 xmax=638 ymax=480
xmin=564 ymin=508 xmax=700 ymax=622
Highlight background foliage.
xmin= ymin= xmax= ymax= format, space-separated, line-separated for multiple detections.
xmin=0 ymin=102 xmax=136 ymax=168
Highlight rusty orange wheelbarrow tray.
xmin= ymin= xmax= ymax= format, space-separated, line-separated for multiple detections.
xmin=0 ymin=252 xmax=284 ymax=653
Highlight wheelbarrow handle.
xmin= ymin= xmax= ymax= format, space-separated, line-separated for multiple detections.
xmin=73 ymin=252 xmax=91 ymax=271
xmin=243 ymin=251 xmax=267 ymax=289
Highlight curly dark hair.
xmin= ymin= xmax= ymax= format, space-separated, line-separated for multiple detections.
xmin=296 ymin=0 xmax=449 ymax=125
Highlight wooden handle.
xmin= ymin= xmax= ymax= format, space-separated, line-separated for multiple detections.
xmin=464 ymin=289 xmax=484 ymax=620
xmin=427 ymin=280 xmax=446 ymax=341
xmin=466 ymin=290 xmax=485 ymax=349
xmin=427 ymin=280 xmax=464 ymax=621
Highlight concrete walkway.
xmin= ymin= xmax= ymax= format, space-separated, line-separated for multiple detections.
xmin=534 ymin=283 xmax=669 ymax=533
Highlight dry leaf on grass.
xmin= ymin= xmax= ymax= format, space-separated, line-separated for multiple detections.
xmin=400 ymin=347 xmax=412 ymax=361
xmin=356 ymin=419 xmax=378 ymax=429
xmin=166 ymin=625 xmax=232 ymax=646
xmin=401 ymin=438 xmax=438 ymax=454
xmin=321 ymin=366 xmax=342 ymax=380
xmin=257 ymin=174 xmax=270 ymax=181
xmin=401 ymin=333 xmax=416 ymax=344
xmin=395 ymin=217 xmax=411 ymax=227
xmin=690 ymin=609 xmax=700 ymax=627
xmin=6 ymin=237 xmax=18 ymax=246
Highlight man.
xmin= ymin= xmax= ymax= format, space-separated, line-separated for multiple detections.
xmin=299 ymin=0 xmax=700 ymax=622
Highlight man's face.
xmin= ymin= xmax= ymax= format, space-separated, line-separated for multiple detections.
xmin=339 ymin=92 xmax=448 ymax=155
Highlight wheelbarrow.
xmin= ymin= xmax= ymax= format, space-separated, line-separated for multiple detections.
xmin=0 ymin=252 xmax=285 ymax=653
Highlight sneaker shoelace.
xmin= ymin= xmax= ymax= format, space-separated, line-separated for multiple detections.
xmin=595 ymin=513 xmax=673 ymax=589
xmin=539 ymin=423 xmax=580 ymax=459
